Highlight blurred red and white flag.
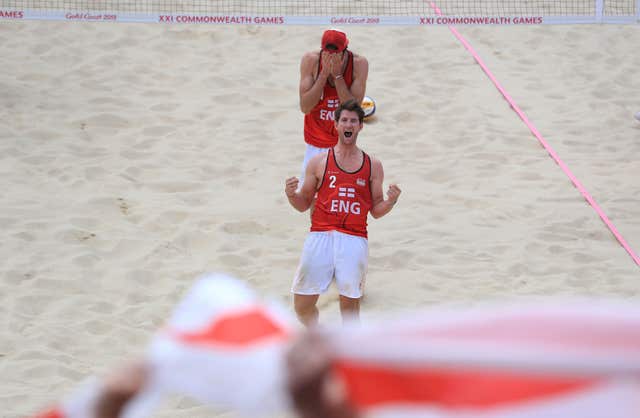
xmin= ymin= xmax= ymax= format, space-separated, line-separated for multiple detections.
xmin=34 ymin=273 xmax=296 ymax=418
xmin=33 ymin=274 xmax=640 ymax=418
xmin=123 ymin=273 xmax=295 ymax=418
xmin=330 ymin=302 xmax=640 ymax=418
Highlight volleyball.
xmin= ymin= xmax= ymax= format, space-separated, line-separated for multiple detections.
xmin=635 ymin=111 xmax=640 ymax=121
xmin=362 ymin=96 xmax=376 ymax=120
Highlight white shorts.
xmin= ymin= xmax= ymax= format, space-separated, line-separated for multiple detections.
xmin=291 ymin=230 xmax=368 ymax=299
xmin=299 ymin=143 xmax=329 ymax=188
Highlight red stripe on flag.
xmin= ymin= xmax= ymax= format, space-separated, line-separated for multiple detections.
xmin=32 ymin=408 xmax=64 ymax=418
xmin=170 ymin=307 xmax=289 ymax=347
xmin=335 ymin=361 xmax=598 ymax=409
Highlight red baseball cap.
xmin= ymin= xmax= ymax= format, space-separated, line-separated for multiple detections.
xmin=321 ymin=29 xmax=348 ymax=52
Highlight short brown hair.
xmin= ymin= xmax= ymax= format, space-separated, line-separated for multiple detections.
xmin=334 ymin=99 xmax=365 ymax=124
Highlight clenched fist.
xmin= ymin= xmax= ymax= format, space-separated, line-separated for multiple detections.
xmin=387 ymin=184 xmax=401 ymax=205
xmin=285 ymin=177 xmax=300 ymax=198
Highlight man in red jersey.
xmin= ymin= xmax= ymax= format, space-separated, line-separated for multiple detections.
xmin=284 ymin=100 xmax=401 ymax=326
xmin=297 ymin=29 xmax=369 ymax=186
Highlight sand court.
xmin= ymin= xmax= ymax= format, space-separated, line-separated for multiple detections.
xmin=0 ymin=16 xmax=639 ymax=418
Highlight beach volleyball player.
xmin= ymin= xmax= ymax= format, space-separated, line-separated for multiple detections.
xmin=285 ymin=100 xmax=401 ymax=327
xmin=298 ymin=29 xmax=369 ymax=186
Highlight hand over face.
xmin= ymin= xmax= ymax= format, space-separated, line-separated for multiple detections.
xmin=328 ymin=52 xmax=347 ymax=78
xmin=320 ymin=51 xmax=346 ymax=80
xmin=319 ymin=52 xmax=334 ymax=78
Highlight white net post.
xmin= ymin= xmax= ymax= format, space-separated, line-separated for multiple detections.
xmin=596 ymin=0 xmax=604 ymax=22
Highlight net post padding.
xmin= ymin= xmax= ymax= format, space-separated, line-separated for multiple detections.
xmin=596 ymin=0 xmax=605 ymax=22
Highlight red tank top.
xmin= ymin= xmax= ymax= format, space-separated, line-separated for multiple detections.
xmin=311 ymin=148 xmax=372 ymax=238
xmin=304 ymin=50 xmax=354 ymax=148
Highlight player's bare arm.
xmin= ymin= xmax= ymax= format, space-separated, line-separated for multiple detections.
xmin=369 ymin=157 xmax=401 ymax=219
xmin=334 ymin=54 xmax=368 ymax=106
xmin=286 ymin=152 xmax=326 ymax=212
xmin=300 ymin=52 xmax=331 ymax=114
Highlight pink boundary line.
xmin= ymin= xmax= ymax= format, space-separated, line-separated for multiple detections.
xmin=429 ymin=2 xmax=639 ymax=266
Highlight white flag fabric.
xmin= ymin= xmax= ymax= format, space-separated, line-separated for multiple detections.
xmin=124 ymin=273 xmax=295 ymax=418
xmin=32 ymin=378 xmax=102 ymax=418
xmin=33 ymin=273 xmax=640 ymax=418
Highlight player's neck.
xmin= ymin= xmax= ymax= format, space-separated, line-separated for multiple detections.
xmin=335 ymin=143 xmax=360 ymax=157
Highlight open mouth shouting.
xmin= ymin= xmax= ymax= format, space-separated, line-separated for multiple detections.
xmin=343 ymin=131 xmax=353 ymax=138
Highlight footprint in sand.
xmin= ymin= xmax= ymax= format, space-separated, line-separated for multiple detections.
xmin=56 ymin=228 xmax=96 ymax=243
xmin=117 ymin=197 xmax=129 ymax=215
xmin=221 ymin=220 xmax=267 ymax=235
xmin=216 ymin=253 xmax=251 ymax=268
xmin=78 ymin=232 xmax=96 ymax=241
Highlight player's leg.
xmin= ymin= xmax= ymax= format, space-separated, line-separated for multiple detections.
xmin=333 ymin=231 xmax=368 ymax=324
xmin=293 ymin=294 xmax=320 ymax=327
xmin=291 ymin=231 xmax=335 ymax=327
xmin=338 ymin=295 xmax=360 ymax=323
